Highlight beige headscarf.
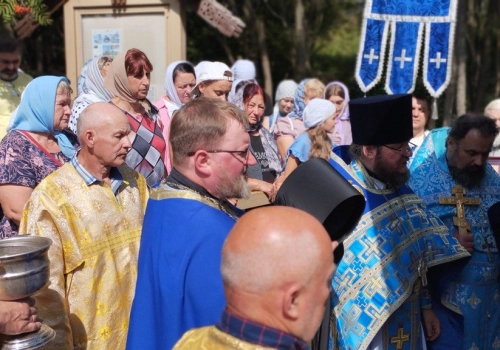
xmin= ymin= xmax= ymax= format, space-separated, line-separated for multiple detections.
xmin=104 ymin=50 xmax=152 ymax=114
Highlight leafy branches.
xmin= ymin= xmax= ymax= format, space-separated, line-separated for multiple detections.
xmin=0 ymin=0 xmax=52 ymax=28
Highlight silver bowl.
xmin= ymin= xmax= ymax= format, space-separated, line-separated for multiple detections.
xmin=0 ymin=236 xmax=52 ymax=301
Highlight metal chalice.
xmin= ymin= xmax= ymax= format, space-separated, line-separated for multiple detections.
xmin=0 ymin=236 xmax=56 ymax=349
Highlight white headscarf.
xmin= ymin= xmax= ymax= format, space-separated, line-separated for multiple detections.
xmin=303 ymin=98 xmax=336 ymax=129
xmin=164 ymin=60 xmax=195 ymax=108
xmin=228 ymin=59 xmax=256 ymax=103
xmin=324 ymin=81 xmax=350 ymax=121
xmin=269 ymin=80 xmax=298 ymax=133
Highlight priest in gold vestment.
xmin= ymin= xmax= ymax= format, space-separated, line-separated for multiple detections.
xmin=18 ymin=103 xmax=149 ymax=349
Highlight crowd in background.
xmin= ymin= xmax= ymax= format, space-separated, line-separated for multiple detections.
xmin=1 ymin=34 xmax=500 ymax=350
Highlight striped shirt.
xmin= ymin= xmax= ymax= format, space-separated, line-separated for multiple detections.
xmin=70 ymin=155 xmax=123 ymax=195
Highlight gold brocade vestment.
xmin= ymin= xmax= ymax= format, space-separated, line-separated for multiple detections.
xmin=174 ymin=326 xmax=275 ymax=350
xmin=18 ymin=163 xmax=149 ymax=350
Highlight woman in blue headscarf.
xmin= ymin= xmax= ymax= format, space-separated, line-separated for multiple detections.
xmin=0 ymin=76 xmax=78 ymax=239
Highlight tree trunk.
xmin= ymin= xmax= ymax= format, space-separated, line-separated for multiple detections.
xmin=35 ymin=35 xmax=44 ymax=73
xmin=456 ymin=0 xmax=467 ymax=117
xmin=295 ymin=0 xmax=306 ymax=79
xmin=443 ymin=54 xmax=457 ymax=126
xmin=495 ymin=1 xmax=500 ymax=97
xmin=255 ymin=16 xmax=273 ymax=97
xmin=473 ymin=0 xmax=496 ymax=112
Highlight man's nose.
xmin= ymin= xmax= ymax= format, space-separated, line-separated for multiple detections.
xmin=246 ymin=151 xmax=257 ymax=166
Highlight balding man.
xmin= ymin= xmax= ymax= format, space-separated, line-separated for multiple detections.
xmin=18 ymin=102 xmax=149 ymax=350
xmin=173 ymin=206 xmax=336 ymax=349
xmin=127 ymin=98 xmax=257 ymax=350
xmin=485 ymin=98 xmax=500 ymax=156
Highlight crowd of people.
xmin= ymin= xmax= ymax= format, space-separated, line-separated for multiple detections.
xmin=1 ymin=33 xmax=500 ymax=350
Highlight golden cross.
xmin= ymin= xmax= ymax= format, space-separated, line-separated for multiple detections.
xmin=439 ymin=185 xmax=480 ymax=235
xmin=390 ymin=328 xmax=410 ymax=350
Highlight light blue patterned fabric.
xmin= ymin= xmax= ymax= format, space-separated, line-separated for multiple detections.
xmin=287 ymin=79 xmax=308 ymax=120
xmin=409 ymin=127 xmax=500 ymax=349
xmin=10 ymin=76 xmax=76 ymax=158
xmin=328 ymin=150 xmax=469 ymax=350
xmin=356 ymin=0 xmax=457 ymax=97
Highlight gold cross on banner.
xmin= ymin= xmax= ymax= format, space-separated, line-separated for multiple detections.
xmin=391 ymin=328 xmax=410 ymax=350
xmin=439 ymin=185 xmax=480 ymax=235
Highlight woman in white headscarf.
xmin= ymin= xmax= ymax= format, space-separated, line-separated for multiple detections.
xmin=69 ymin=56 xmax=114 ymax=134
xmin=155 ymin=61 xmax=196 ymax=173
xmin=263 ymin=79 xmax=298 ymax=133
xmin=228 ymin=59 xmax=256 ymax=104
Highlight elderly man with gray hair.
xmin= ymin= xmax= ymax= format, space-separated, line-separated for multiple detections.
xmin=19 ymin=102 xmax=149 ymax=350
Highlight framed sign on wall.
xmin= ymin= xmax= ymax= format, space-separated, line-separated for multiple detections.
xmin=64 ymin=0 xmax=185 ymax=102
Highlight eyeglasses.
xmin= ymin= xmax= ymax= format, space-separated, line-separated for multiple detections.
xmin=382 ymin=142 xmax=416 ymax=155
xmin=187 ymin=149 xmax=250 ymax=162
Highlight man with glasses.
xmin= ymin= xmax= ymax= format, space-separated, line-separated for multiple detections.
xmin=127 ymin=97 xmax=257 ymax=350
xmin=327 ymin=94 xmax=469 ymax=350
xmin=409 ymin=114 xmax=500 ymax=350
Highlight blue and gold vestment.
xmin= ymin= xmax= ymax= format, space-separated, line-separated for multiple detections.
xmin=328 ymin=150 xmax=469 ymax=350
xmin=409 ymin=128 xmax=500 ymax=350
xmin=126 ymin=183 xmax=242 ymax=350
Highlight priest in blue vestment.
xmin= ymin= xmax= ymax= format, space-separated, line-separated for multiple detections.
xmin=329 ymin=94 xmax=470 ymax=350
xmin=409 ymin=114 xmax=500 ymax=350
xmin=126 ymin=98 xmax=256 ymax=350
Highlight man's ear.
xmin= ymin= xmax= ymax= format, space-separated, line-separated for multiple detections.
xmin=282 ymin=282 xmax=302 ymax=321
xmin=193 ymin=150 xmax=212 ymax=177
xmin=84 ymin=129 xmax=96 ymax=147
xmin=446 ymin=136 xmax=456 ymax=151
xmin=362 ymin=145 xmax=377 ymax=160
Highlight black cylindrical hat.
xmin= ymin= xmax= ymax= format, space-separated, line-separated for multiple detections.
xmin=487 ymin=201 xmax=500 ymax=251
xmin=275 ymin=158 xmax=365 ymax=264
xmin=349 ymin=94 xmax=413 ymax=146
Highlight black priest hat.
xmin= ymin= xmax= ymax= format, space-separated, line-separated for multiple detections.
xmin=350 ymin=94 xmax=413 ymax=146
xmin=274 ymin=157 xmax=365 ymax=264
xmin=487 ymin=201 xmax=500 ymax=252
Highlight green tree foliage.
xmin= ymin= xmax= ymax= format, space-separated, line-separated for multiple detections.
xmin=186 ymin=0 xmax=362 ymax=96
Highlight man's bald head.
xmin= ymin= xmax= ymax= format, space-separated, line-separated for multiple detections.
xmin=222 ymin=206 xmax=331 ymax=292
xmin=76 ymin=102 xmax=131 ymax=167
xmin=77 ymin=102 xmax=126 ymax=143
xmin=221 ymin=206 xmax=336 ymax=342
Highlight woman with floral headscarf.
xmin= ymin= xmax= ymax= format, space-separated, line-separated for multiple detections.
xmin=0 ymin=76 xmax=78 ymax=238
xmin=239 ymin=83 xmax=282 ymax=201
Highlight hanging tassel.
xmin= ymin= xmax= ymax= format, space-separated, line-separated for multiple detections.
xmin=431 ymin=97 xmax=438 ymax=120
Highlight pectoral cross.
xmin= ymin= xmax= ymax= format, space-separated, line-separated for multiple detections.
xmin=391 ymin=328 xmax=410 ymax=350
xmin=418 ymin=260 xmax=428 ymax=286
xmin=482 ymin=240 xmax=493 ymax=262
xmin=439 ymin=185 xmax=480 ymax=235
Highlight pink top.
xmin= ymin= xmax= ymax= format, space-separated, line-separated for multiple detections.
xmin=154 ymin=97 xmax=173 ymax=174
xmin=273 ymin=117 xmax=306 ymax=140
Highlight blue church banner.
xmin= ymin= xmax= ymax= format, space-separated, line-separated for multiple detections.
xmin=355 ymin=0 xmax=457 ymax=97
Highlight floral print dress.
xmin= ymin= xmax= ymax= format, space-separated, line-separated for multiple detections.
xmin=0 ymin=130 xmax=76 ymax=238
